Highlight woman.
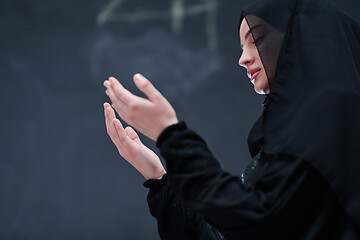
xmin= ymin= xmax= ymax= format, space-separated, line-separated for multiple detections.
xmin=103 ymin=0 xmax=360 ymax=239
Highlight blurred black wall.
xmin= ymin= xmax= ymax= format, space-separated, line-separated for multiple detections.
xmin=0 ymin=0 xmax=359 ymax=239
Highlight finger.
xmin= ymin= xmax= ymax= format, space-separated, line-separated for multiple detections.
xmin=104 ymin=81 xmax=119 ymax=104
xmin=103 ymin=102 xmax=111 ymax=108
xmin=104 ymin=102 xmax=116 ymax=119
xmin=108 ymin=76 xmax=141 ymax=105
xmin=125 ymin=126 xmax=142 ymax=145
xmin=133 ymin=73 xmax=162 ymax=101
xmin=104 ymin=102 xmax=117 ymax=130
xmin=105 ymin=85 xmax=129 ymax=119
xmin=104 ymin=104 xmax=118 ymax=140
xmin=104 ymin=102 xmax=110 ymax=129
xmin=105 ymin=104 xmax=127 ymax=148
xmin=112 ymin=118 xmax=133 ymax=150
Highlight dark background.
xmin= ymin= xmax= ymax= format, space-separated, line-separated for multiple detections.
xmin=1 ymin=0 xmax=359 ymax=239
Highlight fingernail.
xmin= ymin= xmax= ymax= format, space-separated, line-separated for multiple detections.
xmin=134 ymin=74 xmax=144 ymax=83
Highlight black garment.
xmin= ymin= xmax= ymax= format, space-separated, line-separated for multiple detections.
xmin=142 ymin=0 xmax=360 ymax=238
xmin=241 ymin=0 xmax=360 ymax=228
xmin=144 ymin=174 xmax=224 ymax=240
xmin=144 ymin=121 xmax=359 ymax=240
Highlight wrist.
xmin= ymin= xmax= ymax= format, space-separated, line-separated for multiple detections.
xmin=154 ymin=169 xmax=167 ymax=180
xmin=156 ymin=118 xmax=179 ymax=141
xmin=145 ymin=168 xmax=167 ymax=180
xmin=156 ymin=120 xmax=187 ymax=149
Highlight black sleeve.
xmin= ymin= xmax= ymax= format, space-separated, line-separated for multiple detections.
xmin=156 ymin=121 xmax=313 ymax=238
xmin=143 ymin=174 xmax=225 ymax=240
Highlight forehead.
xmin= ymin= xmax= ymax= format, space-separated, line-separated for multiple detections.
xmin=239 ymin=18 xmax=249 ymax=38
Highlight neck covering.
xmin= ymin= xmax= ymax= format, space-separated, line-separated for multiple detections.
xmin=240 ymin=0 xmax=360 ymax=229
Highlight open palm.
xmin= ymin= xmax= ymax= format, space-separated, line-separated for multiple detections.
xmin=104 ymin=102 xmax=166 ymax=180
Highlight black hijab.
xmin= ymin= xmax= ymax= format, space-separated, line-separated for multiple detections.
xmin=240 ymin=0 xmax=360 ymax=229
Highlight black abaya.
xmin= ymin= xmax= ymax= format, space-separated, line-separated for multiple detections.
xmin=242 ymin=0 xmax=360 ymax=229
xmin=142 ymin=0 xmax=360 ymax=238
xmin=144 ymin=121 xmax=358 ymax=239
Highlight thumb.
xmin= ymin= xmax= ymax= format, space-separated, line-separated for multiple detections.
xmin=133 ymin=73 xmax=162 ymax=101
xmin=125 ymin=126 xmax=142 ymax=144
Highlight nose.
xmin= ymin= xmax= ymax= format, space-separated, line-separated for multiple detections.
xmin=239 ymin=50 xmax=252 ymax=68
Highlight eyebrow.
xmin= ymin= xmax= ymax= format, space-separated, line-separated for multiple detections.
xmin=240 ymin=24 xmax=264 ymax=49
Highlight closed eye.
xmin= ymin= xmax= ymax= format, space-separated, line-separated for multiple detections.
xmin=253 ymin=36 xmax=264 ymax=46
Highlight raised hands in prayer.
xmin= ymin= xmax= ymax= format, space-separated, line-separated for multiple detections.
xmin=103 ymin=74 xmax=179 ymax=180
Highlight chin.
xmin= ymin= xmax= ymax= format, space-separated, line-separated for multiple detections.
xmin=255 ymin=89 xmax=267 ymax=95
xmin=254 ymin=80 xmax=269 ymax=94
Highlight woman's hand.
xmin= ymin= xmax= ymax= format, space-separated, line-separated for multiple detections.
xmin=104 ymin=102 xmax=166 ymax=180
xmin=103 ymin=74 xmax=179 ymax=142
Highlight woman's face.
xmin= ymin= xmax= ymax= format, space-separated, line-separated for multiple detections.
xmin=239 ymin=18 xmax=269 ymax=94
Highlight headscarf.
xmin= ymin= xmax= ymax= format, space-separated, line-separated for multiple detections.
xmin=240 ymin=0 xmax=360 ymax=229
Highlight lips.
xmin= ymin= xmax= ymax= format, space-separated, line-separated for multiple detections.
xmin=247 ymin=68 xmax=261 ymax=80
xmin=250 ymin=69 xmax=261 ymax=82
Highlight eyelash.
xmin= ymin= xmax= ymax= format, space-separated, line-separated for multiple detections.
xmin=241 ymin=37 xmax=264 ymax=50
xmin=252 ymin=37 xmax=264 ymax=45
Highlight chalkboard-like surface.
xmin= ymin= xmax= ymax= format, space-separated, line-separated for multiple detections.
xmin=0 ymin=0 xmax=358 ymax=239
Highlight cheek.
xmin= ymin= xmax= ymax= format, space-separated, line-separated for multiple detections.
xmin=254 ymin=72 xmax=270 ymax=93
xmin=255 ymin=50 xmax=263 ymax=66
xmin=261 ymin=73 xmax=269 ymax=87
